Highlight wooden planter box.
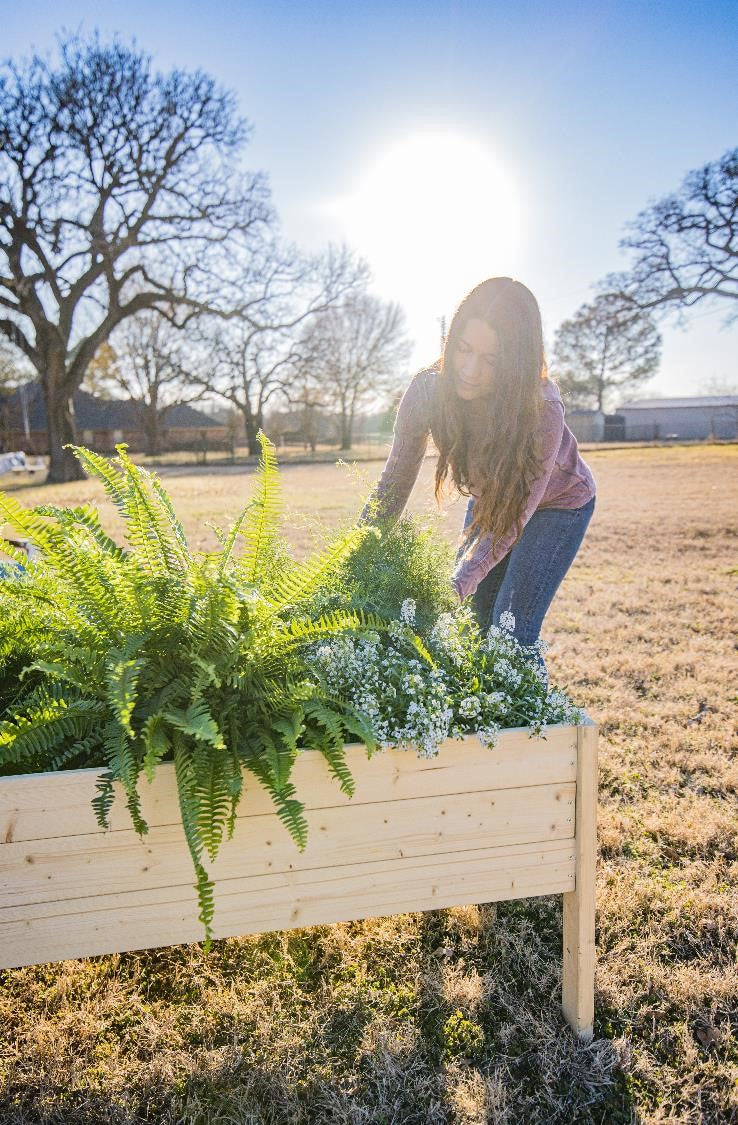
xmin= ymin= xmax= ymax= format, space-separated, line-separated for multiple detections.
xmin=0 ymin=719 xmax=598 ymax=1041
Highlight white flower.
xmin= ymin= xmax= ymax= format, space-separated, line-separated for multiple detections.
xmin=303 ymin=594 xmax=582 ymax=761
xmin=478 ymin=724 xmax=500 ymax=748
xmin=499 ymin=610 xmax=516 ymax=633
xmin=492 ymin=658 xmax=522 ymax=689
xmin=459 ymin=695 xmax=481 ymax=718
xmin=532 ymin=663 xmax=548 ymax=684
xmin=399 ymin=598 xmax=416 ymax=626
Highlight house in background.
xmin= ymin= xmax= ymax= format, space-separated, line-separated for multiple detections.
xmin=618 ymin=395 xmax=738 ymax=441
xmin=1 ymin=382 xmax=227 ymax=454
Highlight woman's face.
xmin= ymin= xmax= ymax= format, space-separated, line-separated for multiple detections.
xmin=453 ymin=318 xmax=500 ymax=399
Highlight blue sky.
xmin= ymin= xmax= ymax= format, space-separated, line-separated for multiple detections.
xmin=3 ymin=0 xmax=737 ymax=399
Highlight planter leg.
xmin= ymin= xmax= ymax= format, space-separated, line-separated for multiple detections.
xmin=562 ymin=719 xmax=598 ymax=1043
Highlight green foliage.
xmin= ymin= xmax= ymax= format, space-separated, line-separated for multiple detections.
xmin=441 ymin=1009 xmax=485 ymax=1062
xmin=304 ymin=513 xmax=458 ymax=633
xmin=0 ymin=433 xmax=393 ymax=950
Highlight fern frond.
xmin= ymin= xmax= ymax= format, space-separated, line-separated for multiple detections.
xmin=69 ymin=446 xmax=132 ymax=519
xmin=105 ymin=648 xmax=145 ymax=737
xmin=244 ymin=724 xmax=294 ymax=795
xmin=23 ymin=659 xmax=96 ymax=692
xmin=49 ymin=734 xmax=100 ymax=772
xmin=237 ymin=430 xmax=284 ymax=586
xmin=114 ymin=446 xmax=187 ymax=575
xmin=0 ymin=490 xmax=65 ymax=558
xmin=32 ymin=504 xmax=127 ymax=563
xmin=193 ymin=861 xmax=216 ymax=953
xmin=404 ymin=628 xmax=436 ymax=668
xmin=303 ymin=698 xmax=356 ymax=797
xmin=101 ymin=721 xmax=147 ymax=837
xmin=244 ymin=748 xmax=309 ymax=851
xmin=0 ymin=541 xmax=34 ymax=569
xmin=141 ymin=714 xmax=171 ymax=782
xmin=0 ymin=696 xmax=105 ymax=770
xmin=150 ymin=476 xmax=192 ymax=560
xmin=91 ymin=769 xmax=116 ymax=829
xmin=192 ymin=743 xmax=234 ymax=862
xmin=163 ymin=700 xmax=225 ymax=749
xmin=215 ymin=500 xmax=257 ymax=577
xmin=336 ymin=704 xmax=380 ymax=758
xmin=268 ymin=608 xmax=389 ymax=655
xmin=265 ymin=527 xmax=372 ymax=612
xmin=173 ymin=737 xmax=216 ymax=948
xmin=188 ymin=655 xmax=222 ymax=701
xmin=222 ymin=750 xmax=243 ymax=840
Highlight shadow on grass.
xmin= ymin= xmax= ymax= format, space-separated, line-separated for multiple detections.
xmin=0 ymin=903 xmax=640 ymax=1125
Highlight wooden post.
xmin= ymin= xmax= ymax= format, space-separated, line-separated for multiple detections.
xmin=562 ymin=718 xmax=598 ymax=1042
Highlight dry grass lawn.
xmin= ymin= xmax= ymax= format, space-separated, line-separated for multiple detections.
xmin=0 ymin=444 xmax=736 ymax=1123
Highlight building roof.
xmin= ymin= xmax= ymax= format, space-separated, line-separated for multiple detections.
xmin=619 ymin=395 xmax=738 ymax=410
xmin=4 ymin=382 xmax=221 ymax=429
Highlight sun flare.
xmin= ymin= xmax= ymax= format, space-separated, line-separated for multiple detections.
xmin=321 ymin=129 xmax=522 ymax=363
xmin=329 ymin=130 xmax=521 ymax=300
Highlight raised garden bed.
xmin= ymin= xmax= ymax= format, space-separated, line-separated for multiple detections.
xmin=0 ymin=434 xmax=599 ymax=1043
xmin=0 ymin=719 xmax=597 ymax=1041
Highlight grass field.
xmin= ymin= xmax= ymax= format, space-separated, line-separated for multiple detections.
xmin=1 ymin=445 xmax=736 ymax=1123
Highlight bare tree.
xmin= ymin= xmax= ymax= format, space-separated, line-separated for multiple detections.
xmin=551 ymin=293 xmax=661 ymax=411
xmin=601 ymin=147 xmax=738 ymax=325
xmin=193 ymin=244 xmax=368 ymax=454
xmin=106 ymin=312 xmax=207 ymax=455
xmin=284 ymin=366 xmax=329 ymax=454
xmin=296 ymin=295 xmax=412 ymax=450
xmin=0 ymin=32 xmax=273 ymax=481
xmin=0 ymin=338 xmax=30 ymax=451
xmin=82 ymin=340 xmax=118 ymax=398
xmin=0 ymin=338 xmax=25 ymax=394
xmin=699 ymin=374 xmax=738 ymax=396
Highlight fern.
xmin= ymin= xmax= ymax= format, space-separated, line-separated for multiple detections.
xmin=33 ymin=504 xmax=127 ymax=563
xmin=301 ymin=698 xmax=355 ymax=796
xmin=235 ymin=431 xmax=284 ymax=588
xmin=0 ymin=430 xmax=408 ymax=947
xmin=91 ymin=769 xmax=116 ymax=829
xmin=266 ymin=530 xmax=369 ymax=612
xmin=141 ymin=714 xmax=171 ymax=782
xmin=106 ymin=649 xmax=145 ymax=737
xmin=245 ymin=745 xmax=310 ymax=852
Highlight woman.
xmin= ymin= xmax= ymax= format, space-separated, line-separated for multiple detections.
xmin=358 ymin=277 xmax=596 ymax=686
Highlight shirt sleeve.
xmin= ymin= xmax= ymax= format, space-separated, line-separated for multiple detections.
xmin=452 ymin=399 xmax=565 ymax=599
xmin=358 ymin=372 xmax=431 ymax=527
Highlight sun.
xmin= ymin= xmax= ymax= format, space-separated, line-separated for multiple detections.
xmin=326 ymin=129 xmax=522 ymax=305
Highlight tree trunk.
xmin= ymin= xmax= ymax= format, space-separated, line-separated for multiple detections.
xmin=44 ymin=354 xmax=85 ymax=483
xmin=339 ymin=411 xmax=352 ymax=451
xmin=144 ymin=402 xmax=160 ymax=457
xmin=597 ymin=328 xmax=609 ymax=413
xmin=243 ymin=409 xmax=261 ymax=456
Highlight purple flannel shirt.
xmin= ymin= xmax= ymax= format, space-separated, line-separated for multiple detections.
xmin=358 ymin=366 xmax=596 ymax=600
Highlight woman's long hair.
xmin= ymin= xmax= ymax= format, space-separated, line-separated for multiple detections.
xmin=430 ymin=277 xmax=548 ymax=563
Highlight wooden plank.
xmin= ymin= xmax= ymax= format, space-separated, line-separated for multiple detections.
xmin=0 ymin=721 xmax=592 ymax=984
xmin=0 ymin=725 xmax=578 ymax=843
xmin=0 ymin=839 xmax=576 ymax=968
xmin=562 ymin=720 xmax=598 ymax=1042
xmin=1 ymin=783 xmax=575 ymax=906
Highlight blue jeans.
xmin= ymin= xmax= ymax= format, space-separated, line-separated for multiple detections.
xmin=456 ymin=494 xmax=596 ymax=688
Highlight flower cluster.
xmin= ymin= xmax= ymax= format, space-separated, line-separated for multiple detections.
xmin=307 ymin=602 xmax=585 ymax=759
